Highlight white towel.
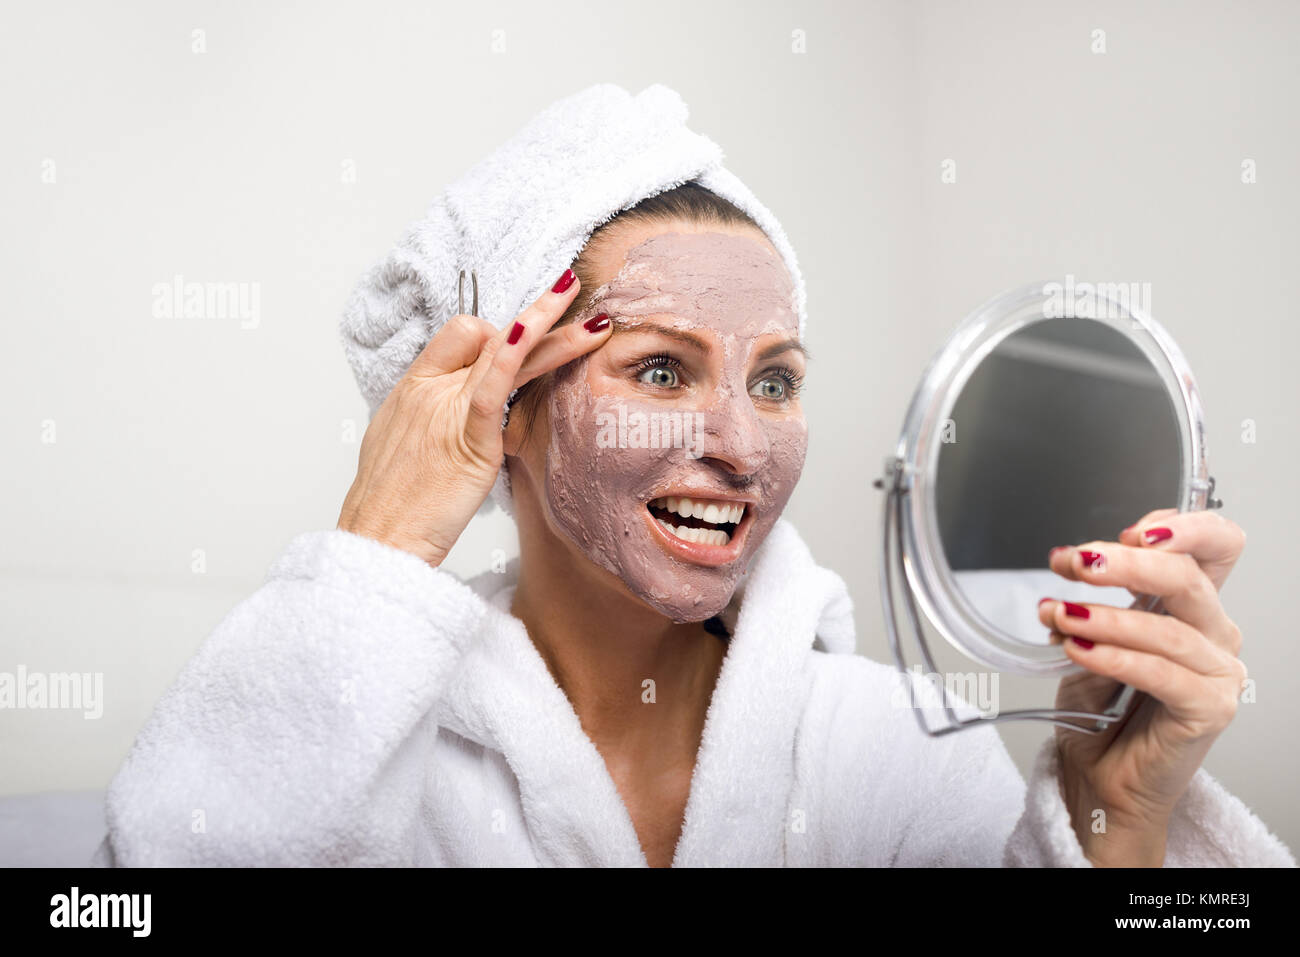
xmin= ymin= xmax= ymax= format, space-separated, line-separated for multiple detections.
xmin=339 ymin=83 xmax=807 ymax=516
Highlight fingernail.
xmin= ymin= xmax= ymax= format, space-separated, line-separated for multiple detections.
xmin=1144 ymin=526 xmax=1173 ymax=544
xmin=1070 ymin=637 xmax=1095 ymax=650
xmin=1079 ymin=550 xmax=1105 ymax=570
xmin=1048 ymin=546 xmax=1065 ymax=560
xmin=1063 ymin=601 xmax=1090 ymax=619
xmin=583 ymin=312 xmax=610 ymax=333
xmin=1038 ymin=597 xmax=1053 ymax=607
xmin=507 ymin=322 xmax=524 ymax=345
xmin=551 ymin=269 xmax=576 ymax=294
xmin=1121 ymin=524 xmax=1135 ymax=537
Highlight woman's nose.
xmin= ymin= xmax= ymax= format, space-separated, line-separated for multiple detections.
xmin=693 ymin=388 xmax=770 ymax=477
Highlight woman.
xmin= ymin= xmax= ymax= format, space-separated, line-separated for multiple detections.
xmin=94 ymin=84 xmax=1293 ymax=867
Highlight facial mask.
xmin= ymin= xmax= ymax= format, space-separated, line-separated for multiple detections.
xmin=543 ymin=231 xmax=807 ymax=622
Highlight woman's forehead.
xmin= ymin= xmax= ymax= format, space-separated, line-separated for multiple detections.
xmin=586 ymin=228 xmax=798 ymax=338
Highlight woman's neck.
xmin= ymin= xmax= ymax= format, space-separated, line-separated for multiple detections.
xmin=509 ymin=511 xmax=728 ymax=770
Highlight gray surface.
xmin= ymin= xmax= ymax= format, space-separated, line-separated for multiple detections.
xmin=0 ymin=791 xmax=106 ymax=868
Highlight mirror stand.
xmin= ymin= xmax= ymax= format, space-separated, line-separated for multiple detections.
xmin=878 ymin=456 xmax=1141 ymax=737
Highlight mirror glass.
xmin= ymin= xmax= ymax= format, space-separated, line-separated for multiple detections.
xmin=935 ymin=317 xmax=1182 ymax=646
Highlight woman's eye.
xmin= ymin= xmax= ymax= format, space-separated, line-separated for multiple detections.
xmin=751 ymin=377 xmax=787 ymax=400
xmin=637 ymin=365 xmax=679 ymax=388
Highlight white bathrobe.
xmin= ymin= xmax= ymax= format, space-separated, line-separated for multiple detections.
xmin=92 ymin=520 xmax=1294 ymax=867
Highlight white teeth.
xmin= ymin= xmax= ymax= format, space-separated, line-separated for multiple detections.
xmin=656 ymin=518 xmax=730 ymax=547
xmin=649 ymin=496 xmax=748 ymax=535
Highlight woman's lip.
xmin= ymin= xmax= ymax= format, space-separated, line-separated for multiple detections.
xmin=642 ymin=501 xmax=754 ymax=567
xmin=647 ymin=491 xmax=756 ymax=508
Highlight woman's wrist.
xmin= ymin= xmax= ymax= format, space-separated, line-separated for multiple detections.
xmin=337 ymin=512 xmax=448 ymax=568
xmin=1077 ymin=816 xmax=1170 ymax=867
xmin=1062 ymin=767 xmax=1171 ymax=867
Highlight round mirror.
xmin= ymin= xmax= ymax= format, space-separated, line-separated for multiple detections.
xmin=889 ymin=280 xmax=1213 ymax=679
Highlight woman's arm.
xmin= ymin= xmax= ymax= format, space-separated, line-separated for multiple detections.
xmin=92 ymin=268 xmax=609 ymax=866
xmin=889 ymin=677 xmax=1295 ymax=867
xmin=1005 ymin=733 xmax=1296 ymax=867
xmin=93 ymin=528 xmax=487 ymax=866
xmin=794 ymin=656 xmax=1294 ymax=867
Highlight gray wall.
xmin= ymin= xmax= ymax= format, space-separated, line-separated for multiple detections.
xmin=2 ymin=0 xmax=1296 ymax=852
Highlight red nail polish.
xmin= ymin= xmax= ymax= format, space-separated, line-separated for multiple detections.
xmin=1038 ymin=597 xmax=1052 ymax=606
xmin=1079 ymin=550 xmax=1105 ymax=569
xmin=1063 ymin=601 xmax=1090 ymax=619
xmin=1144 ymin=526 xmax=1173 ymax=544
xmin=507 ymin=322 xmax=524 ymax=345
xmin=583 ymin=312 xmax=609 ymax=333
xmin=551 ymin=269 xmax=575 ymax=293
xmin=1070 ymin=637 xmax=1095 ymax=650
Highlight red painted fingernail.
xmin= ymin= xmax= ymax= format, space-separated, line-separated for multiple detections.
xmin=507 ymin=322 xmax=524 ymax=345
xmin=1144 ymin=526 xmax=1173 ymax=544
xmin=1063 ymin=601 xmax=1090 ymax=619
xmin=551 ymin=269 xmax=576 ymax=293
xmin=1079 ymin=550 xmax=1105 ymax=569
xmin=1038 ymin=597 xmax=1053 ymax=607
xmin=583 ymin=312 xmax=609 ymax=333
xmin=1070 ymin=637 xmax=1095 ymax=650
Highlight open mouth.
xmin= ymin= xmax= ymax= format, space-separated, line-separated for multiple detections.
xmin=646 ymin=495 xmax=747 ymax=546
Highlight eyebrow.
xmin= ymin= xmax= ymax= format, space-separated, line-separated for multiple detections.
xmin=612 ymin=319 xmax=709 ymax=352
xmin=612 ymin=320 xmax=809 ymax=362
xmin=755 ymin=338 xmax=809 ymax=363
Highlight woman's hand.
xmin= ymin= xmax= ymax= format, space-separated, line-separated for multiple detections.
xmin=337 ymin=269 xmax=611 ymax=566
xmin=1038 ymin=508 xmax=1249 ymax=867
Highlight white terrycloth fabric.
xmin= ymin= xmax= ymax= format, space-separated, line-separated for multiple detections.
xmin=91 ymin=520 xmax=1293 ymax=868
xmin=338 ymin=83 xmax=807 ymax=517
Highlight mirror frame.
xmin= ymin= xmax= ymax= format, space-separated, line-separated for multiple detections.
xmin=894 ymin=280 xmax=1212 ymax=676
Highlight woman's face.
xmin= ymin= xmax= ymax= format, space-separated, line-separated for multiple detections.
xmin=511 ymin=222 xmax=808 ymax=623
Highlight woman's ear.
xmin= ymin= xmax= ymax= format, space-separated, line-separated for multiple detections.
xmin=502 ymin=391 xmax=540 ymax=458
xmin=502 ymin=407 xmax=523 ymax=457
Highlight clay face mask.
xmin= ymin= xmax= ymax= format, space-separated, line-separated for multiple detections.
xmin=543 ymin=230 xmax=808 ymax=623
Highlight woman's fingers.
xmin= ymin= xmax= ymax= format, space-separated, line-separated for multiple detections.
xmin=1038 ymin=599 xmax=1238 ymax=676
xmin=1048 ymin=542 xmax=1241 ymax=653
xmin=1122 ymin=510 xmax=1246 ymax=590
xmin=461 ymin=269 xmax=582 ymax=435
xmin=512 ymin=312 xmax=612 ymax=390
xmin=407 ymin=313 xmax=498 ymax=378
xmin=1052 ymin=632 xmax=1244 ymax=733
xmin=1117 ymin=508 xmax=1178 ymax=545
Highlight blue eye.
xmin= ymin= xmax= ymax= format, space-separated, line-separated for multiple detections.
xmin=634 ymin=355 xmax=683 ymax=389
xmin=750 ymin=368 xmax=804 ymax=401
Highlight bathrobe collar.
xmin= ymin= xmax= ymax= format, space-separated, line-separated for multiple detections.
xmin=436 ymin=518 xmax=856 ymax=866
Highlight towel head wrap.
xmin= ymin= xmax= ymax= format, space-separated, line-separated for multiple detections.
xmin=340 ymin=82 xmax=807 ymax=517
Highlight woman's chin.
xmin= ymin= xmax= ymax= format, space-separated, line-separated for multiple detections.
xmin=637 ymin=595 xmax=732 ymax=626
